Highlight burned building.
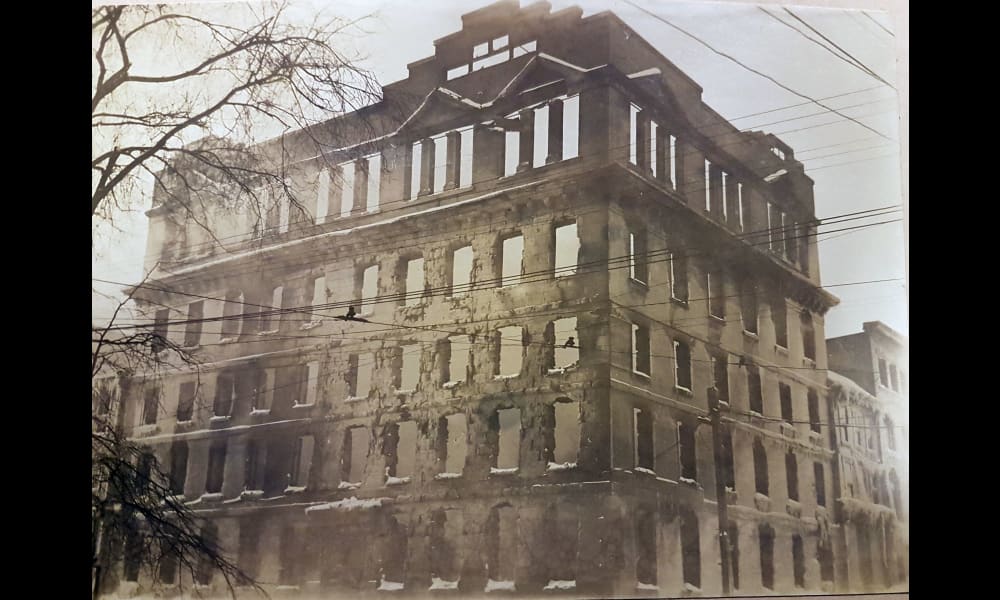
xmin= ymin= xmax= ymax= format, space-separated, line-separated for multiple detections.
xmin=103 ymin=1 xmax=853 ymax=597
xmin=826 ymin=322 xmax=908 ymax=591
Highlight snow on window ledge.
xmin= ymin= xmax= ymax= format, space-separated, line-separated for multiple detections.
xmin=544 ymin=580 xmax=576 ymax=590
xmin=300 ymin=320 xmax=323 ymax=331
xmin=292 ymin=402 xmax=315 ymax=409
xmin=218 ymin=336 xmax=238 ymax=344
xmin=345 ymin=395 xmax=367 ymax=403
xmin=675 ymin=385 xmax=693 ymax=396
xmin=284 ymin=485 xmax=307 ymax=494
xmin=274 ymin=585 xmax=300 ymax=592
xmin=200 ymin=492 xmax=223 ymax=503
xmin=742 ymin=329 xmax=759 ymax=340
xmin=305 ymin=496 xmax=387 ymax=513
xmin=774 ymin=344 xmax=789 ymax=356
xmin=682 ymin=582 xmax=703 ymax=596
xmin=485 ymin=579 xmax=516 ymax=593
xmin=434 ymin=472 xmax=462 ymax=480
xmin=679 ymin=476 xmax=701 ymax=489
xmin=385 ymin=476 xmax=411 ymax=486
xmin=490 ymin=466 xmax=519 ymax=476
xmin=635 ymin=466 xmax=656 ymax=477
xmin=547 ymin=461 xmax=577 ymax=472
xmin=429 ymin=578 xmax=459 ymax=591
xmin=493 ymin=373 xmax=520 ymax=381
xmin=240 ymin=489 xmax=264 ymax=500
xmin=377 ymin=579 xmax=404 ymax=592
xmin=632 ymin=369 xmax=651 ymax=380
xmin=136 ymin=423 xmax=160 ymax=435
xmin=636 ymin=582 xmax=659 ymax=591
xmin=754 ymin=492 xmax=771 ymax=512
xmin=209 ymin=415 xmax=231 ymax=423
xmin=442 ymin=381 xmax=463 ymax=390
xmin=175 ymin=419 xmax=194 ymax=427
xmin=249 ymin=408 xmax=271 ymax=417
xmin=337 ymin=481 xmax=361 ymax=490
xmin=786 ymin=499 xmax=802 ymax=518
xmin=257 ymin=329 xmax=279 ymax=336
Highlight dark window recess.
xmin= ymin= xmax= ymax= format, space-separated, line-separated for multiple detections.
xmin=184 ymin=301 xmax=204 ymax=347
xmin=177 ymin=382 xmax=195 ymax=422
xmin=680 ymin=509 xmax=701 ymax=589
xmin=780 ymin=383 xmax=793 ymax=423
xmin=214 ymin=373 xmax=235 ymax=417
xmin=152 ymin=308 xmax=170 ymax=353
xmin=278 ymin=527 xmax=300 ymax=586
xmin=719 ymin=428 xmax=735 ymax=490
xmin=878 ymin=358 xmax=889 ymax=387
xmin=759 ymin=524 xmax=775 ymax=590
xmin=633 ymin=324 xmax=650 ymax=376
xmin=671 ymin=254 xmax=689 ymax=301
xmin=168 ymin=442 xmax=188 ymax=496
xmin=634 ymin=407 xmax=654 ymax=471
xmin=727 ymin=523 xmax=740 ymax=590
xmin=675 ymin=340 xmax=692 ymax=390
xmin=142 ymin=386 xmax=159 ymax=426
xmin=772 ymin=296 xmax=787 ymax=348
xmin=244 ymin=440 xmax=264 ymax=491
xmin=748 ymin=368 xmax=763 ymax=414
xmin=808 ymin=390 xmax=821 ymax=433
xmin=792 ymin=535 xmax=805 ymax=588
xmin=678 ymin=422 xmax=697 ymax=481
xmin=205 ymin=443 xmax=226 ymax=494
xmin=629 ymin=230 xmax=649 ymax=284
xmin=123 ymin=524 xmax=142 ymax=581
xmin=819 ymin=540 xmax=835 ymax=583
xmin=885 ymin=417 xmax=896 ymax=450
xmin=814 ymin=462 xmax=827 ymax=506
xmin=709 ymin=270 xmax=725 ymax=318
xmin=786 ymin=451 xmax=799 ymax=501
xmin=754 ymin=439 xmax=769 ymax=495
xmin=195 ymin=522 xmax=219 ymax=585
xmin=889 ymin=364 xmax=899 ymax=391
xmin=136 ymin=452 xmax=154 ymax=495
xmin=238 ymin=520 xmax=262 ymax=585
xmin=635 ymin=508 xmax=657 ymax=585
xmin=801 ymin=310 xmax=816 ymax=360
xmin=713 ymin=355 xmax=729 ymax=404
xmin=741 ymin=281 xmax=758 ymax=334
xmin=158 ymin=547 xmax=178 ymax=584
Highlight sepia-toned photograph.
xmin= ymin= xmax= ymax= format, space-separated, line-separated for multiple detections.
xmin=91 ymin=0 xmax=908 ymax=598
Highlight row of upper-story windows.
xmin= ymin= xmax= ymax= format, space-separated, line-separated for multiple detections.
xmin=877 ymin=356 xmax=906 ymax=394
xmin=836 ymin=402 xmax=900 ymax=456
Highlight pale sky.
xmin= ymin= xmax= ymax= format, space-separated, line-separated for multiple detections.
xmin=92 ymin=0 xmax=908 ymax=340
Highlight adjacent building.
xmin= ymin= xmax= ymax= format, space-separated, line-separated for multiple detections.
xmin=98 ymin=1 xmax=881 ymax=597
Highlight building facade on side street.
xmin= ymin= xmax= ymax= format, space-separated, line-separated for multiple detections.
xmin=826 ymin=321 xmax=908 ymax=592
xmin=93 ymin=1 xmax=905 ymax=598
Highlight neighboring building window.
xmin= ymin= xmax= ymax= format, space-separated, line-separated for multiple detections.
xmin=741 ymin=280 xmax=758 ymax=334
xmin=759 ymin=524 xmax=775 ymax=590
xmin=437 ymin=413 xmax=468 ymax=476
xmin=214 ymin=372 xmax=236 ymax=417
xmin=808 ymin=389 xmax=821 ymax=433
xmin=384 ymin=421 xmax=417 ymax=482
xmin=674 ymin=339 xmax=692 ymax=391
xmin=748 ymin=368 xmax=763 ymax=414
xmin=404 ymin=257 xmax=425 ymax=306
xmin=678 ymin=421 xmax=697 ymax=481
xmin=450 ymin=245 xmax=473 ymax=297
xmin=889 ymin=364 xmax=899 ymax=391
xmin=670 ymin=253 xmax=689 ymax=302
xmin=342 ymin=426 xmax=369 ymax=485
xmin=779 ymin=383 xmax=793 ymax=423
xmin=681 ymin=509 xmax=701 ymax=589
xmin=754 ymin=439 xmax=769 ymax=495
xmin=347 ymin=352 xmax=374 ymax=399
xmin=398 ymin=344 xmax=420 ymax=392
xmin=289 ymin=435 xmax=314 ymax=488
xmin=635 ymin=508 xmax=657 ymax=586
xmin=633 ymin=407 xmax=653 ymax=471
xmin=152 ymin=308 xmax=170 ymax=353
xmin=548 ymin=398 xmax=581 ymax=466
xmin=205 ymin=442 xmax=226 ymax=494
xmin=495 ymin=325 xmax=524 ymax=378
xmin=492 ymin=407 xmax=521 ymax=472
xmin=801 ymin=310 xmax=816 ymax=360
xmin=554 ymin=222 xmax=580 ymax=277
xmin=175 ymin=382 xmax=195 ymax=422
xmin=184 ymin=301 xmax=204 ymax=347
xmin=444 ymin=335 xmax=471 ymax=386
xmin=814 ymin=462 xmax=827 ymax=506
xmin=632 ymin=323 xmax=650 ymax=377
xmin=708 ymin=269 xmax=725 ymax=318
xmin=786 ymin=450 xmax=799 ymax=501
xmin=169 ymin=441 xmax=188 ymax=497
xmin=360 ymin=264 xmax=379 ymax=315
xmin=220 ymin=291 xmax=245 ymax=339
xmin=792 ymin=535 xmax=805 ymax=588
xmin=878 ymin=358 xmax=889 ymax=387
xmin=712 ymin=354 xmax=729 ymax=404
xmin=629 ymin=229 xmax=648 ymax=284
xmin=500 ymin=233 xmax=524 ymax=287
xmin=772 ymin=295 xmax=787 ymax=348
xmin=142 ymin=385 xmax=159 ymax=426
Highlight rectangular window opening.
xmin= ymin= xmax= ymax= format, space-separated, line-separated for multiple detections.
xmin=633 ymin=407 xmax=653 ymax=471
xmin=674 ymin=340 xmax=692 ymax=391
xmin=451 ymin=245 xmax=473 ymax=297
xmin=500 ymin=234 xmax=524 ymax=287
xmin=632 ymin=323 xmax=651 ymax=377
xmin=495 ymin=407 xmax=521 ymax=471
xmin=554 ymin=222 xmax=580 ymax=277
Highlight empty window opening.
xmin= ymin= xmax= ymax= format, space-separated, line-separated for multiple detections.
xmin=635 ymin=508 xmax=657 ymax=586
xmin=759 ymin=524 xmax=775 ymax=590
xmin=123 ymin=528 xmax=142 ymax=581
xmin=444 ymin=335 xmax=470 ymax=385
xmin=493 ymin=407 xmax=521 ymax=471
xmin=818 ymin=539 xmax=835 ymax=583
xmin=629 ymin=229 xmax=648 ymax=284
xmin=815 ymin=462 xmax=827 ymax=506
xmin=720 ymin=428 xmax=735 ymax=490
xmin=251 ymin=368 xmax=272 ymax=412
xmin=244 ymin=440 xmax=264 ymax=491
xmin=399 ymin=344 xmax=420 ymax=392
xmin=360 ymin=264 xmax=378 ymax=316
xmin=343 ymin=426 xmax=369 ymax=485
xmin=779 ymin=383 xmax=793 ymax=423
xmin=366 ymin=154 xmax=381 ymax=211
xmin=650 ymin=121 xmax=659 ymax=178
xmin=437 ymin=413 xmax=468 ymax=475
xmin=680 ymin=510 xmax=701 ymax=589
xmin=511 ymin=39 xmax=537 ymax=57
xmin=385 ymin=421 xmax=417 ymax=481
xmin=137 ymin=452 xmax=154 ymax=494
xmin=532 ymin=103 xmax=549 ymax=168
xmin=772 ymin=295 xmax=787 ymax=348
xmin=305 ymin=275 xmax=325 ymax=324
xmin=629 ymin=104 xmax=640 ymax=164
xmin=473 ymin=41 xmax=489 ymax=58
xmin=674 ymin=339 xmax=692 ymax=390
xmin=169 ymin=441 xmax=188 ymax=496
xmin=409 ymin=142 xmax=422 ymax=200
xmin=259 ymin=285 xmax=283 ymax=332
xmin=632 ymin=323 xmax=651 ymax=377
xmin=550 ymin=399 xmax=581 ymax=466
xmin=801 ymin=311 xmax=816 ymax=360
xmin=708 ymin=270 xmax=725 ymax=318
xmin=500 ymin=234 xmax=524 ymax=287
xmin=347 ymin=352 xmax=374 ymax=399
xmin=704 ymin=159 xmax=711 ymax=211
xmin=737 ymin=183 xmax=745 ymax=230
xmin=205 ymin=442 xmax=226 ymax=494
xmin=142 ymin=385 xmax=159 ymax=425
xmin=301 ymin=361 xmax=319 ymax=406
xmin=741 ymin=281 xmax=758 ymax=334
xmin=214 ymin=372 xmax=235 ymax=417
xmin=678 ymin=421 xmax=697 ymax=481
xmin=504 ymin=128 xmax=520 ymax=177
xmin=748 ymin=367 xmax=763 ymax=414
xmin=551 ymin=317 xmax=579 ymax=369
xmin=289 ymin=434 xmax=314 ymax=488
xmin=713 ymin=355 xmax=729 ymax=404
xmin=721 ymin=171 xmax=729 ymax=220
xmin=221 ymin=291 xmax=245 ymax=339
xmin=184 ymin=301 xmax=204 ymax=347
xmin=404 ymin=257 xmax=425 ymax=306
xmin=459 ymin=128 xmax=474 ymax=187
xmin=473 ymin=50 xmax=509 ymax=71
xmin=152 ymin=308 xmax=169 ymax=353
xmin=784 ymin=219 xmax=797 ymax=263
xmin=451 ymin=245 xmax=473 ymax=296
xmin=177 ymin=381 xmax=195 ymax=422
xmin=669 ymin=135 xmax=677 ymax=188
xmin=786 ymin=450 xmax=799 ymax=501
xmin=670 ymin=253 xmax=689 ymax=301
xmin=792 ymin=535 xmax=805 ymax=588
xmin=889 ymin=364 xmax=899 ymax=391
xmin=340 ymin=161 xmax=355 ymax=217
xmin=432 ymin=135 xmax=448 ymax=194
xmin=316 ymin=168 xmax=330 ymax=224
xmin=554 ymin=222 xmax=580 ymax=277
xmin=808 ymin=390 xmax=821 ymax=433
xmin=493 ymin=34 xmax=509 ymax=50
xmin=485 ymin=504 xmax=518 ymax=583
xmin=429 ymin=509 xmax=461 ymax=582
xmin=754 ymin=439 xmax=769 ymax=495
xmin=496 ymin=325 xmax=524 ymax=378
xmin=563 ymin=95 xmax=580 ymax=159
xmin=633 ymin=406 xmax=653 ymax=471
